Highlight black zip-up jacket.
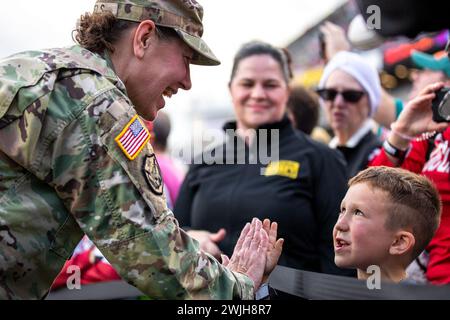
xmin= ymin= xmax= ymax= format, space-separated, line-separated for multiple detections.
xmin=336 ymin=130 xmax=381 ymax=179
xmin=175 ymin=117 xmax=353 ymax=276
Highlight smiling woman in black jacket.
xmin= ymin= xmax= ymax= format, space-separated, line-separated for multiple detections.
xmin=175 ymin=41 xmax=353 ymax=280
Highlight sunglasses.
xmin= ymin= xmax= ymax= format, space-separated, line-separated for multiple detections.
xmin=316 ymin=88 xmax=365 ymax=103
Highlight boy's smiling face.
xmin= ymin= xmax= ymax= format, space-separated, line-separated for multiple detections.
xmin=333 ymin=182 xmax=397 ymax=270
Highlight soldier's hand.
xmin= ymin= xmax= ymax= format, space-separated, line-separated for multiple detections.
xmin=187 ymin=229 xmax=226 ymax=259
xmin=224 ymin=218 xmax=269 ymax=291
xmin=261 ymin=219 xmax=284 ymax=284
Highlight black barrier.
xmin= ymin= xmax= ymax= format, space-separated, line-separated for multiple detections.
xmin=268 ymin=265 xmax=450 ymax=300
xmin=45 ymin=265 xmax=450 ymax=300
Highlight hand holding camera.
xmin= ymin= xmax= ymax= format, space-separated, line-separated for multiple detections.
xmin=432 ymin=86 xmax=450 ymax=123
xmin=390 ymin=82 xmax=450 ymax=147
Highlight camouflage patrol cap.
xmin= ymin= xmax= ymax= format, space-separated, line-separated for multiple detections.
xmin=93 ymin=0 xmax=220 ymax=66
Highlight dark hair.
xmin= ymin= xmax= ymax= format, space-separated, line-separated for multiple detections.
xmin=287 ymin=86 xmax=319 ymax=135
xmin=230 ymin=41 xmax=294 ymax=84
xmin=152 ymin=111 xmax=171 ymax=151
xmin=349 ymin=166 xmax=442 ymax=261
xmin=73 ymin=12 xmax=179 ymax=54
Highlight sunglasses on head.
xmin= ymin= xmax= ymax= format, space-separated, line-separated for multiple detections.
xmin=316 ymin=88 xmax=365 ymax=103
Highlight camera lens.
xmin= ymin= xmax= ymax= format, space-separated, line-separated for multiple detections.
xmin=438 ymin=89 xmax=450 ymax=121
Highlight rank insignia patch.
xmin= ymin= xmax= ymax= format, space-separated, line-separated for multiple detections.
xmin=115 ymin=115 xmax=151 ymax=160
xmin=143 ymin=154 xmax=164 ymax=195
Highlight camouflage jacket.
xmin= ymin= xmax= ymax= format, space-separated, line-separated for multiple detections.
xmin=0 ymin=45 xmax=253 ymax=300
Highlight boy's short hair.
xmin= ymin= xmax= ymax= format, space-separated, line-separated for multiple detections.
xmin=349 ymin=166 xmax=441 ymax=260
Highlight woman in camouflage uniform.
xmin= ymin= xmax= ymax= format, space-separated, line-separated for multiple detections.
xmin=0 ymin=0 xmax=281 ymax=300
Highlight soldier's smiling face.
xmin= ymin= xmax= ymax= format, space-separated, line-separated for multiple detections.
xmin=126 ymin=27 xmax=193 ymax=121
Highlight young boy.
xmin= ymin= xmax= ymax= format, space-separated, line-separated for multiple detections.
xmin=333 ymin=166 xmax=441 ymax=283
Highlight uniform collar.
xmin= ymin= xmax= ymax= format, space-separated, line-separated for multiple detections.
xmin=222 ymin=115 xmax=292 ymax=150
xmin=100 ymin=49 xmax=128 ymax=96
xmin=223 ymin=114 xmax=292 ymax=132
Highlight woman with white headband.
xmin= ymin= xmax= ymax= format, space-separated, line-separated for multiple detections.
xmin=317 ymin=51 xmax=382 ymax=177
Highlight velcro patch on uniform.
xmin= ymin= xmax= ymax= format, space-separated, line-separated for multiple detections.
xmin=115 ymin=115 xmax=151 ymax=160
xmin=264 ymin=160 xmax=300 ymax=179
xmin=143 ymin=154 xmax=164 ymax=196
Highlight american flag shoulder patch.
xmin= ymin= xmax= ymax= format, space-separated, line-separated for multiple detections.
xmin=115 ymin=115 xmax=151 ymax=160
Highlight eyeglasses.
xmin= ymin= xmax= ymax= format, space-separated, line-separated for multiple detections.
xmin=316 ymin=88 xmax=365 ymax=103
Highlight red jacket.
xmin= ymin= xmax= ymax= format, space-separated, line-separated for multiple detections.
xmin=51 ymin=237 xmax=120 ymax=290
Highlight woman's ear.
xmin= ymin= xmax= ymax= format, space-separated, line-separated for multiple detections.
xmin=389 ymin=231 xmax=415 ymax=256
xmin=286 ymin=108 xmax=296 ymax=127
xmin=286 ymin=85 xmax=292 ymax=96
xmin=133 ymin=20 xmax=157 ymax=59
xmin=283 ymin=85 xmax=292 ymax=107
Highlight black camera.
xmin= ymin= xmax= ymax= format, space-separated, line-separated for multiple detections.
xmin=432 ymin=87 xmax=450 ymax=123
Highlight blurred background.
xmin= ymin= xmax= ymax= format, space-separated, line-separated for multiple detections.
xmin=1 ymin=0 xmax=447 ymax=162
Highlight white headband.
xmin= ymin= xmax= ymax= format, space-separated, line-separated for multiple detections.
xmin=319 ymin=51 xmax=381 ymax=117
